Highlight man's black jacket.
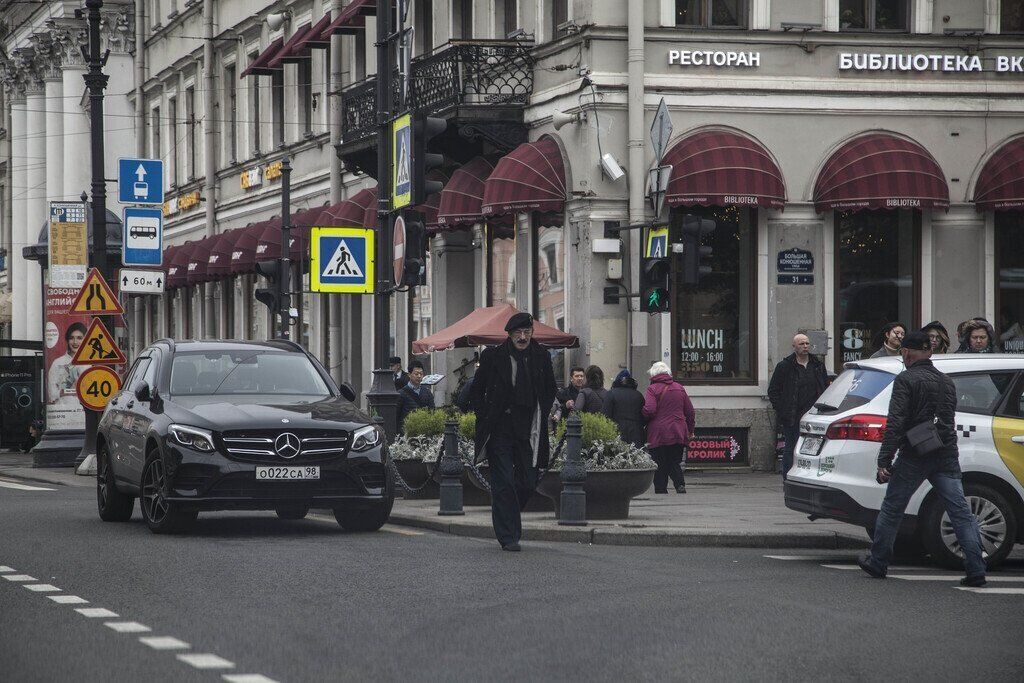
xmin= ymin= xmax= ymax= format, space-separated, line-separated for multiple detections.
xmin=469 ymin=339 xmax=557 ymax=466
xmin=767 ymin=353 xmax=829 ymax=426
xmin=398 ymin=383 xmax=435 ymax=432
xmin=877 ymin=358 xmax=958 ymax=469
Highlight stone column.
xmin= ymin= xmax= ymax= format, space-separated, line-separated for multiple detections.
xmin=430 ymin=229 xmax=476 ymax=403
xmin=7 ymin=80 xmax=28 ymax=344
xmin=37 ymin=37 xmax=65 ymax=202
xmin=23 ymin=58 xmax=47 ymax=343
xmin=99 ymin=7 xmax=137 ymax=171
xmin=51 ymin=20 xmax=90 ymax=203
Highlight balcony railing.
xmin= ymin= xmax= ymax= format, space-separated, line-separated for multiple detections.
xmin=340 ymin=40 xmax=534 ymax=146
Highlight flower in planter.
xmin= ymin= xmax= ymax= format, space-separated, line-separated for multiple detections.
xmin=549 ymin=438 xmax=656 ymax=471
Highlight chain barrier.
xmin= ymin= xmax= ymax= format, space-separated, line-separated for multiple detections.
xmin=388 ymin=441 xmax=446 ymax=495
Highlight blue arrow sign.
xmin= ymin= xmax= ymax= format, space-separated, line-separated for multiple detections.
xmin=122 ymin=207 xmax=164 ymax=267
xmin=118 ymin=158 xmax=164 ymax=205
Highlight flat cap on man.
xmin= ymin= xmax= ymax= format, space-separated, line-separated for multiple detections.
xmin=504 ymin=312 xmax=534 ymax=332
xmin=901 ymin=331 xmax=931 ymax=351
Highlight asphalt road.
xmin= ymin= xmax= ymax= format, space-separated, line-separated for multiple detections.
xmin=2 ymin=478 xmax=1023 ymax=682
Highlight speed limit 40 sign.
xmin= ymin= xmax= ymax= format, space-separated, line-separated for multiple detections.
xmin=76 ymin=366 xmax=122 ymax=411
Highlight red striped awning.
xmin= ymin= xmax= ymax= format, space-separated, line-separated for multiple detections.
xmin=240 ymin=38 xmax=285 ymax=78
xmin=974 ymin=136 xmax=1024 ymax=212
xmin=166 ymin=241 xmax=195 ymax=289
xmin=814 ymin=133 xmax=949 ymax=212
xmin=207 ymin=230 xmax=239 ymax=280
xmin=230 ymin=223 xmax=263 ymax=274
xmin=438 ymin=156 xmax=498 ymax=227
xmin=292 ymin=13 xmax=332 ymax=51
xmin=481 ymin=137 xmax=566 ymax=218
xmin=186 ymin=235 xmax=217 ymax=285
xmin=664 ymin=130 xmax=786 ymax=211
xmin=317 ymin=187 xmax=377 ymax=228
xmin=321 ymin=0 xmax=379 ymax=37
xmin=162 ymin=244 xmax=177 ymax=284
xmin=267 ymin=23 xmax=314 ymax=68
xmin=415 ymin=170 xmax=449 ymax=230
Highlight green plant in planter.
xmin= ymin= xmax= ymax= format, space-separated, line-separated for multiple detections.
xmin=458 ymin=412 xmax=476 ymax=441
xmin=402 ymin=408 xmax=447 ymax=437
xmin=550 ymin=438 xmax=656 ymax=471
xmin=554 ymin=412 xmax=620 ymax=448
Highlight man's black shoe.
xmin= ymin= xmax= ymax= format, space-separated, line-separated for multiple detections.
xmin=653 ymin=489 xmax=668 ymax=494
xmin=960 ymin=575 xmax=987 ymax=587
xmin=675 ymin=486 xmax=687 ymax=494
xmin=502 ymin=542 xmax=522 ymax=552
xmin=858 ymin=556 xmax=886 ymax=579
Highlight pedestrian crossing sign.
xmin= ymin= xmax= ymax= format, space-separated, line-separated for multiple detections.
xmin=69 ymin=268 xmax=124 ymax=315
xmin=392 ymin=113 xmax=412 ymax=210
xmin=71 ymin=318 xmax=127 ymax=366
xmin=646 ymin=227 xmax=669 ymax=258
xmin=310 ymin=227 xmax=375 ymax=294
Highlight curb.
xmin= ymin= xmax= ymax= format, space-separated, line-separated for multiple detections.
xmin=387 ymin=513 xmax=869 ymax=550
xmin=0 ymin=468 xmax=90 ymax=488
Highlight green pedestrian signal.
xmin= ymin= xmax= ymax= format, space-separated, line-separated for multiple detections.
xmin=640 ymin=253 xmax=671 ymax=313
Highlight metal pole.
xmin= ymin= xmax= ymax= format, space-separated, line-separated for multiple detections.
xmin=559 ymin=412 xmax=587 ymax=526
xmin=438 ymin=418 xmax=464 ymax=516
xmin=280 ymin=157 xmax=292 ymax=340
xmin=77 ymin=0 xmax=111 ymax=466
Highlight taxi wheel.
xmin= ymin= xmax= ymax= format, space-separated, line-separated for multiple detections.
xmin=921 ymin=483 xmax=1017 ymax=570
xmin=97 ymin=446 xmax=134 ymax=522
xmin=275 ymin=507 xmax=310 ymax=520
xmin=140 ymin=454 xmax=194 ymax=535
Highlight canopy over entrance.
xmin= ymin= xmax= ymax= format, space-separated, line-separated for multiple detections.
xmin=412 ymin=303 xmax=578 ymax=353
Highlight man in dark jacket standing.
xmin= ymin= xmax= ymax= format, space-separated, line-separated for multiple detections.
xmin=398 ymin=362 xmax=434 ymax=433
xmin=470 ymin=312 xmax=557 ymax=551
xmin=767 ymin=333 xmax=828 ymax=480
xmin=859 ymin=331 xmax=986 ymax=586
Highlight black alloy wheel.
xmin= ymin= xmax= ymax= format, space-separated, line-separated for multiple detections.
xmin=97 ymin=445 xmax=134 ymax=522
xmin=334 ymin=464 xmax=395 ymax=532
xmin=140 ymin=454 xmax=196 ymax=534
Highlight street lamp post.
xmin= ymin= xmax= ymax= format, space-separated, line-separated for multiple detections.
xmin=279 ymin=157 xmax=292 ymax=340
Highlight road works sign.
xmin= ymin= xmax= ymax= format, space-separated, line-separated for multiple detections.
xmin=392 ymin=113 xmax=412 ymax=210
xmin=118 ymin=158 xmax=164 ymax=205
xmin=71 ymin=318 xmax=127 ymax=366
xmin=310 ymin=227 xmax=375 ymax=293
xmin=122 ymin=207 xmax=164 ymax=266
xmin=69 ymin=268 xmax=124 ymax=315
xmin=76 ymin=365 xmax=121 ymax=411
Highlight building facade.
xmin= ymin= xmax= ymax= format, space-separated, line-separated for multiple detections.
xmin=4 ymin=0 xmax=1024 ymax=469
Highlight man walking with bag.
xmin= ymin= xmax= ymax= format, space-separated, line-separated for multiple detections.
xmin=859 ymin=331 xmax=986 ymax=586
xmin=470 ymin=312 xmax=557 ymax=552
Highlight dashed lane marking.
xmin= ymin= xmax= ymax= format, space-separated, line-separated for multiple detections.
xmin=177 ymin=654 xmax=236 ymax=670
xmin=139 ymin=636 xmax=190 ymax=651
xmin=0 ymin=479 xmax=55 ymax=491
xmin=75 ymin=607 xmax=120 ymax=618
xmin=24 ymin=584 xmax=61 ymax=592
xmin=0 ymin=566 xmax=16 ymax=572
xmin=3 ymin=574 xmax=37 ymax=582
xmin=48 ymin=595 xmax=88 ymax=604
xmin=105 ymin=621 xmax=152 ymax=634
xmin=819 ymin=563 xmax=923 ymax=572
xmin=223 ymin=675 xmax=281 ymax=683
xmin=956 ymin=587 xmax=1024 ymax=595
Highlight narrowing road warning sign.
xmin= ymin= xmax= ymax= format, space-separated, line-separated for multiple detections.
xmin=310 ymin=227 xmax=375 ymax=294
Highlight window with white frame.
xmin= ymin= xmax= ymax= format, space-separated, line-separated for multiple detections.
xmin=675 ymin=0 xmax=747 ymax=27
xmin=150 ymin=106 xmax=161 ymax=159
xmin=249 ymin=56 xmax=262 ymax=155
xmin=272 ymin=71 xmax=285 ymax=147
xmin=498 ymin=0 xmax=518 ymax=37
xmin=225 ymin=63 xmax=238 ymax=163
xmin=416 ymin=0 xmax=434 ymax=53
xmin=185 ymin=85 xmax=196 ymax=180
xmin=453 ymin=0 xmax=473 ymax=38
xmin=168 ymin=95 xmax=178 ymax=186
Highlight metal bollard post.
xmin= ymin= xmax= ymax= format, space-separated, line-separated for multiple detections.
xmin=559 ymin=412 xmax=587 ymax=526
xmin=438 ymin=419 xmax=464 ymax=516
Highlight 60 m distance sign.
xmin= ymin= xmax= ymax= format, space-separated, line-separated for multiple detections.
xmin=119 ymin=268 xmax=165 ymax=294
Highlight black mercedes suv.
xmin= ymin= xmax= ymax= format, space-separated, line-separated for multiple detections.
xmin=96 ymin=339 xmax=393 ymax=534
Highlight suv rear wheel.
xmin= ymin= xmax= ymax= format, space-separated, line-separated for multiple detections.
xmin=921 ymin=483 xmax=1017 ymax=570
xmin=97 ymin=445 xmax=134 ymax=522
xmin=140 ymin=453 xmax=196 ymax=534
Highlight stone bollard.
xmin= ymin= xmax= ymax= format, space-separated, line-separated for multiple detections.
xmin=559 ymin=412 xmax=587 ymax=526
xmin=438 ymin=419 xmax=464 ymax=516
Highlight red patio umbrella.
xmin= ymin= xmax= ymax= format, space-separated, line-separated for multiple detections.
xmin=412 ymin=303 xmax=578 ymax=353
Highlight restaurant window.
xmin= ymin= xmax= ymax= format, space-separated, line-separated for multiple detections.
xmin=835 ymin=209 xmax=919 ymax=369
xmin=839 ymin=0 xmax=908 ymax=31
xmin=672 ymin=206 xmax=755 ymax=383
xmin=535 ymin=224 xmax=566 ymax=381
xmin=298 ymin=60 xmax=313 ymax=136
xmin=416 ymin=0 xmax=434 ymax=53
xmin=271 ymin=70 xmax=285 ymax=147
xmin=996 ymin=212 xmax=1024 ymax=352
xmin=225 ymin=64 xmax=237 ymax=163
xmin=1004 ymin=0 xmax=1024 ymax=33
xmin=675 ymin=0 xmax=746 ymax=27
xmin=168 ymin=96 xmax=178 ymax=186
xmin=185 ymin=86 xmax=196 ymax=180
xmin=453 ymin=0 xmax=473 ymax=39
xmin=487 ymin=226 xmax=516 ymax=306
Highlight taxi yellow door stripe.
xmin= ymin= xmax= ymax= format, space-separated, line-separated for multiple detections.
xmin=991 ymin=417 xmax=1024 ymax=488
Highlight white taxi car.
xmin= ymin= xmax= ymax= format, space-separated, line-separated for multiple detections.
xmin=785 ymin=354 xmax=1024 ymax=568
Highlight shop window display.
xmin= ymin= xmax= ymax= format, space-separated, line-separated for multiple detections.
xmin=487 ymin=228 xmax=516 ymax=307
xmin=835 ymin=209 xmax=918 ymax=369
xmin=672 ymin=206 xmax=754 ymax=383
xmin=996 ymin=212 xmax=1024 ymax=352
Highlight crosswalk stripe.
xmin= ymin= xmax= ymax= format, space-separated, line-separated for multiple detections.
xmin=956 ymin=587 xmax=1024 ymax=595
xmin=3 ymin=574 xmax=37 ymax=582
xmin=764 ymin=555 xmax=841 ymax=561
xmin=0 ymin=566 xmax=16 ymax=573
xmin=177 ymin=654 xmax=235 ymax=670
xmin=105 ymin=621 xmax=152 ymax=633
xmin=223 ymin=675 xmax=280 ymax=683
xmin=48 ymin=595 xmax=88 ymax=604
xmin=75 ymin=607 xmax=120 ymax=618
xmin=0 ymin=479 xmax=55 ymax=491
xmin=139 ymin=636 xmax=190 ymax=650
xmin=23 ymin=584 xmax=60 ymax=592
xmin=819 ymin=564 xmax=922 ymax=572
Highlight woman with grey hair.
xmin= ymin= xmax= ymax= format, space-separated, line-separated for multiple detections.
xmin=642 ymin=362 xmax=696 ymax=493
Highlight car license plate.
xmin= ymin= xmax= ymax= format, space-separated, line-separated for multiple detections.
xmin=799 ymin=436 xmax=823 ymax=456
xmin=255 ymin=466 xmax=320 ymax=480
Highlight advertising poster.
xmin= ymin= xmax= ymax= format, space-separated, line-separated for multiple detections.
xmin=48 ymin=202 xmax=88 ymax=289
xmin=44 ymin=286 xmax=87 ymax=431
xmin=688 ymin=428 xmax=749 ymax=465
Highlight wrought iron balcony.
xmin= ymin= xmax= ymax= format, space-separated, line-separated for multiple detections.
xmin=340 ymin=40 xmax=534 ymax=148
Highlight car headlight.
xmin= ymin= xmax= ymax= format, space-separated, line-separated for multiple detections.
xmin=168 ymin=424 xmax=216 ymax=453
xmin=351 ymin=425 xmax=382 ymax=452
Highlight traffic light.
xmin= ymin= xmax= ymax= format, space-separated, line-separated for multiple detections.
xmin=400 ymin=213 xmax=427 ymax=287
xmin=639 ymin=253 xmax=671 ymax=313
xmin=680 ymin=215 xmax=716 ymax=285
xmin=412 ymin=115 xmax=446 ymax=204
xmin=255 ymin=258 xmax=290 ymax=321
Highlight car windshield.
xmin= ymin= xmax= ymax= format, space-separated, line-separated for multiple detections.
xmin=811 ymin=368 xmax=896 ymax=415
xmin=169 ymin=351 xmax=331 ymax=397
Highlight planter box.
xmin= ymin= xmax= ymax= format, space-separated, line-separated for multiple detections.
xmin=536 ymin=468 xmax=656 ymax=520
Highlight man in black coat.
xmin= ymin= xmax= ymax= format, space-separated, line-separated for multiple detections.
xmin=470 ymin=312 xmax=557 ymax=551
xmin=767 ymin=333 xmax=829 ymax=480
xmin=390 ymin=356 xmax=410 ymax=391
xmin=398 ymin=362 xmax=434 ymax=433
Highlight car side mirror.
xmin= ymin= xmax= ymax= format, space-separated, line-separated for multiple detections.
xmin=339 ymin=382 xmax=357 ymax=402
xmin=134 ymin=382 xmax=152 ymax=402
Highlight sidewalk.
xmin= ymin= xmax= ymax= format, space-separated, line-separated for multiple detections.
xmin=0 ymin=452 xmax=91 ymax=488
xmin=391 ymin=471 xmax=869 ymax=550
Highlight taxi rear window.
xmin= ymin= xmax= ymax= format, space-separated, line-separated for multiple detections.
xmin=810 ymin=368 xmax=896 ymax=415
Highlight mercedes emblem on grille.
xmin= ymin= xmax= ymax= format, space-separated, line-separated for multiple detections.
xmin=274 ymin=432 xmax=301 ymax=459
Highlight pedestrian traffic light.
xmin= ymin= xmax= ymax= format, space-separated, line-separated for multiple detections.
xmin=680 ymin=215 xmax=716 ymax=285
xmin=255 ymin=258 xmax=285 ymax=316
xmin=412 ymin=115 xmax=446 ymax=205
xmin=400 ymin=215 xmax=427 ymax=288
xmin=639 ymin=254 xmax=671 ymax=313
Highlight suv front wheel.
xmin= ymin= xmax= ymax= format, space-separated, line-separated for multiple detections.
xmin=97 ymin=445 xmax=134 ymax=522
xmin=140 ymin=453 xmax=197 ymax=534
xmin=921 ymin=482 xmax=1017 ymax=570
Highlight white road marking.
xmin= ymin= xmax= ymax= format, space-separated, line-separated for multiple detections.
xmin=105 ymin=621 xmax=152 ymax=633
xmin=381 ymin=525 xmax=424 ymax=536
xmin=23 ymin=584 xmax=60 ymax=592
xmin=956 ymin=587 xmax=1024 ymax=595
xmin=224 ymin=675 xmax=280 ymax=683
xmin=177 ymin=654 xmax=235 ymax=670
xmin=0 ymin=479 xmax=55 ymax=491
xmin=764 ymin=555 xmax=841 ymax=561
xmin=820 ymin=564 xmax=861 ymax=570
xmin=48 ymin=595 xmax=88 ymax=604
xmin=75 ymin=607 xmax=120 ymax=618
xmin=889 ymin=575 xmax=1024 ymax=582
xmin=0 ymin=566 xmax=16 ymax=572
xmin=139 ymin=636 xmax=190 ymax=651
xmin=3 ymin=574 xmax=37 ymax=582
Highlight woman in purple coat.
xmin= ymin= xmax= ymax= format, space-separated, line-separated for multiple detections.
xmin=642 ymin=362 xmax=696 ymax=494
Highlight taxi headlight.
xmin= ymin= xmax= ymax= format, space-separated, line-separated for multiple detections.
xmin=351 ymin=425 xmax=382 ymax=452
xmin=168 ymin=424 xmax=215 ymax=453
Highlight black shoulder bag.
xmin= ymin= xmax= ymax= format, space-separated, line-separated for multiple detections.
xmin=905 ymin=419 xmax=944 ymax=456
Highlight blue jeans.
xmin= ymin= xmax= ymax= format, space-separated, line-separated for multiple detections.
xmin=781 ymin=425 xmax=800 ymax=481
xmin=868 ymin=455 xmax=986 ymax=577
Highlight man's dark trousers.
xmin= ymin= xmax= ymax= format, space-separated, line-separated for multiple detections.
xmin=866 ymin=454 xmax=986 ymax=577
xmin=488 ymin=432 xmax=537 ymax=548
xmin=780 ymin=424 xmax=800 ymax=481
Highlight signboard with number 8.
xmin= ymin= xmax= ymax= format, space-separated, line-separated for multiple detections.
xmin=76 ymin=366 xmax=122 ymax=412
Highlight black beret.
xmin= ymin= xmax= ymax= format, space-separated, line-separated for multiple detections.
xmin=901 ymin=331 xmax=931 ymax=351
xmin=505 ymin=312 xmax=534 ymax=332
xmin=388 ymin=356 xmax=402 ymax=365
